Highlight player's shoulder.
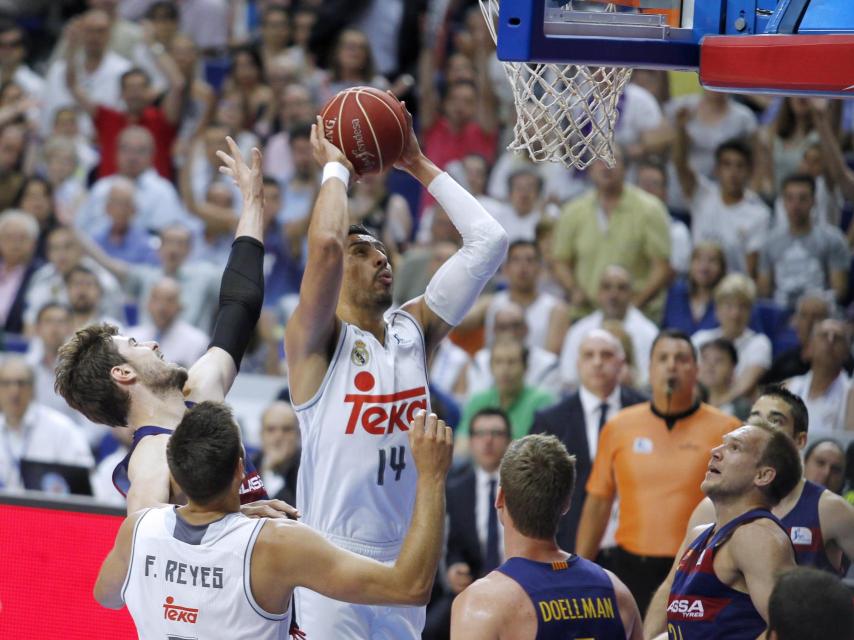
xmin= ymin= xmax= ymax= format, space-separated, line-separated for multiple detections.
xmin=730 ymin=515 xmax=790 ymax=550
xmin=455 ymin=571 xmax=524 ymax=615
xmin=819 ymin=488 xmax=854 ymax=523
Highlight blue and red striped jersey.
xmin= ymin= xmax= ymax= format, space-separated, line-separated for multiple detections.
xmin=497 ymin=555 xmax=626 ymax=640
xmin=112 ymin=402 xmax=268 ymax=505
xmin=780 ymin=480 xmax=848 ymax=575
xmin=667 ymin=508 xmax=785 ymax=640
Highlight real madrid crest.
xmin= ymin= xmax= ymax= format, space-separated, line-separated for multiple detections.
xmin=351 ymin=340 xmax=370 ymax=366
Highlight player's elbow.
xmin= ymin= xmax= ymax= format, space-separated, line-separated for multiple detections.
xmin=93 ymin=581 xmax=122 ymax=610
xmin=403 ymin=582 xmax=433 ymax=606
xmin=308 ymin=232 xmax=344 ymax=264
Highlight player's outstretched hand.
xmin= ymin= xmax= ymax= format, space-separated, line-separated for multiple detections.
xmin=392 ymin=99 xmax=425 ymax=174
xmin=409 ymin=410 xmax=453 ymax=482
xmin=240 ymin=498 xmax=301 ymax=521
xmin=311 ymin=115 xmax=355 ymax=174
xmin=217 ymin=136 xmax=263 ymax=206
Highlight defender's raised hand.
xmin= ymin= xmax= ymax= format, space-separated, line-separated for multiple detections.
xmin=409 ymin=410 xmax=453 ymax=482
xmin=217 ymin=136 xmax=263 ymax=207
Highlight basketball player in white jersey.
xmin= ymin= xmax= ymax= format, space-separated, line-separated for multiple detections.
xmin=285 ymin=111 xmax=508 ymax=638
xmin=95 ymin=403 xmax=453 ymax=640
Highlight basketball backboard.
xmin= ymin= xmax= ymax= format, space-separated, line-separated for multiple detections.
xmin=491 ymin=0 xmax=854 ymax=95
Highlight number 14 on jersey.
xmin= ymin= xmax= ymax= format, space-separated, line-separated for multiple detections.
xmin=377 ymin=445 xmax=406 ymax=485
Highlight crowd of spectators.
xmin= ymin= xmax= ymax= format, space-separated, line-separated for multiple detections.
xmin=0 ymin=0 xmax=853 ymax=633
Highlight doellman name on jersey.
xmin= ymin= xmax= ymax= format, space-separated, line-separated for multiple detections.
xmin=538 ymin=596 xmax=617 ymax=623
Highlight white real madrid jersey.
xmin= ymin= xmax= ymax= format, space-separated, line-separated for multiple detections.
xmin=294 ymin=309 xmax=430 ymax=560
xmin=122 ymin=507 xmax=290 ymax=640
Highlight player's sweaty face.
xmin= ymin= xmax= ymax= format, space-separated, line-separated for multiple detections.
xmin=344 ymin=235 xmax=392 ymax=307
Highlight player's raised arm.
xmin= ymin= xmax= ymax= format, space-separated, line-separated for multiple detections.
xmin=395 ymin=102 xmax=509 ymax=353
xmin=94 ymin=510 xmax=146 ymax=609
xmin=256 ymin=410 xmax=452 ymax=605
xmin=284 ymin=117 xmax=355 ymax=404
xmin=184 ymin=137 xmax=265 ymax=403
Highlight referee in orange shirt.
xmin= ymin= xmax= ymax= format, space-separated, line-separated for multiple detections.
xmin=576 ymin=330 xmax=740 ymax=614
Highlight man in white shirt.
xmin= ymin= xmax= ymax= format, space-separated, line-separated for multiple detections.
xmin=468 ymin=302 xmax=562 ymax=398
xmin=0 ymin=357 xmax=93 ymax=491
xmin=674 ymin=109 xmax=770 ymax=277
xmin=75 ymin=126 xmax=191 ymax=235
xmin=127 ymin=277 xmax=209 ymax=368
xmin=786 ymin=318 xmax=852 ymax=432
xmin=560 ymin=265 xmax=658 ymax=390
xmin=462 ymin=239 xmax=571 ymax=355
xmin=491 ymin=169 xmax=552 ymax=243
xmin=531 ymin=329 xmax=646 ymax=552
xmin=23 ymin=226 xmax=124 ymax=330
xmin=41 ymin=9 xmax=132 ymax=137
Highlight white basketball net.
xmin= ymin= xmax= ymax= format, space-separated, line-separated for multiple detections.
xmin=479 ymin=1 xmax=632 ymax=169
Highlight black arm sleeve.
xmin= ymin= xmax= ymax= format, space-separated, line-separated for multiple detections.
xmin=208 ymin=236 xmax=265 ymax=370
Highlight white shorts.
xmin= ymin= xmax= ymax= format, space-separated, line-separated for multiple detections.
xmin=295 ymin=585 xmax=425 ymax=639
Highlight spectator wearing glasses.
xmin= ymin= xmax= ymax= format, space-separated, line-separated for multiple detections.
xmin=0 ymin=356 xmax=93 ymax=491
xmin=425 ymin=408 xmax=512 ymax=639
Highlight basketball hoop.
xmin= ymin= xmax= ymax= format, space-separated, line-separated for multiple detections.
xmin=479 ymin=1 xmax=632 ymax=169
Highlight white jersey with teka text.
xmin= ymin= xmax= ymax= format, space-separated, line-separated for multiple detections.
xmin=295 ymin=309 xmax=430 ymax=561
xmin=122 ymin=506 xmax=290 ymax=640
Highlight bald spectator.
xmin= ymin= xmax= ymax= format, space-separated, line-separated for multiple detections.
xmin=531 ymin=329 xmax=646 ymax=552
xmin=560 ymin=265 xmax=659 ymax=390
xmin=460 ymin=336 xmax=556 ymax=441
xmin=0 ymin=209 xmax=40 ymax=334
xmin=75 ymin=126 xmax=189 ymax=235
xmin=461 ymin=240 xmax=571 ymax=355
xmin=467 ymin=302 xmax=562 ymax=398
xmin=253 ymin=401 xmax=302 ymax=505
xmin=23 ymin=226 xmax=124 ymax=329
xmin=92 ymin=178 xmax=158 ymax=265
xmin=0 ymin=125 xmax=26 ymax=209
xmin=76 ymin=223 xmax=221 ymax=333
xmin=554 ymin=151 xmax=672 ymax=320
xmin=126 ymin=277 xmax=209 ymax=367
xmin=0 ymin=357 xmax=93 ymax=491
xmin=41 ymin=9 xmax=133 ymax=137
xmin=786 ymin=318 xmax=853 ymax=432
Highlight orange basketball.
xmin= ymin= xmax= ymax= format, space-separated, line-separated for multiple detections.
xmin=319 ymin=87 xmax=408 ymax=176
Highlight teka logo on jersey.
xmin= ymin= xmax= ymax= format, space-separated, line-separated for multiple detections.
xmin=345 ymin=371 xmax=427 ymax=435
xmin=163 ymin=596 xmax=199 ymax=623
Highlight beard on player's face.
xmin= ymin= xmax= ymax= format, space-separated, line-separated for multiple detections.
xmin=137 ymin=358 xmax=188 ymax=395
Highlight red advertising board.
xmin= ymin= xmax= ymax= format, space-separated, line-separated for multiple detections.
xmin=0 ymin=498 xmax=136 ymax=638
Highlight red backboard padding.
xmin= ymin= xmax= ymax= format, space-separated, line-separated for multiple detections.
xmin=700 ymin=34 xmax=854 ymax=96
